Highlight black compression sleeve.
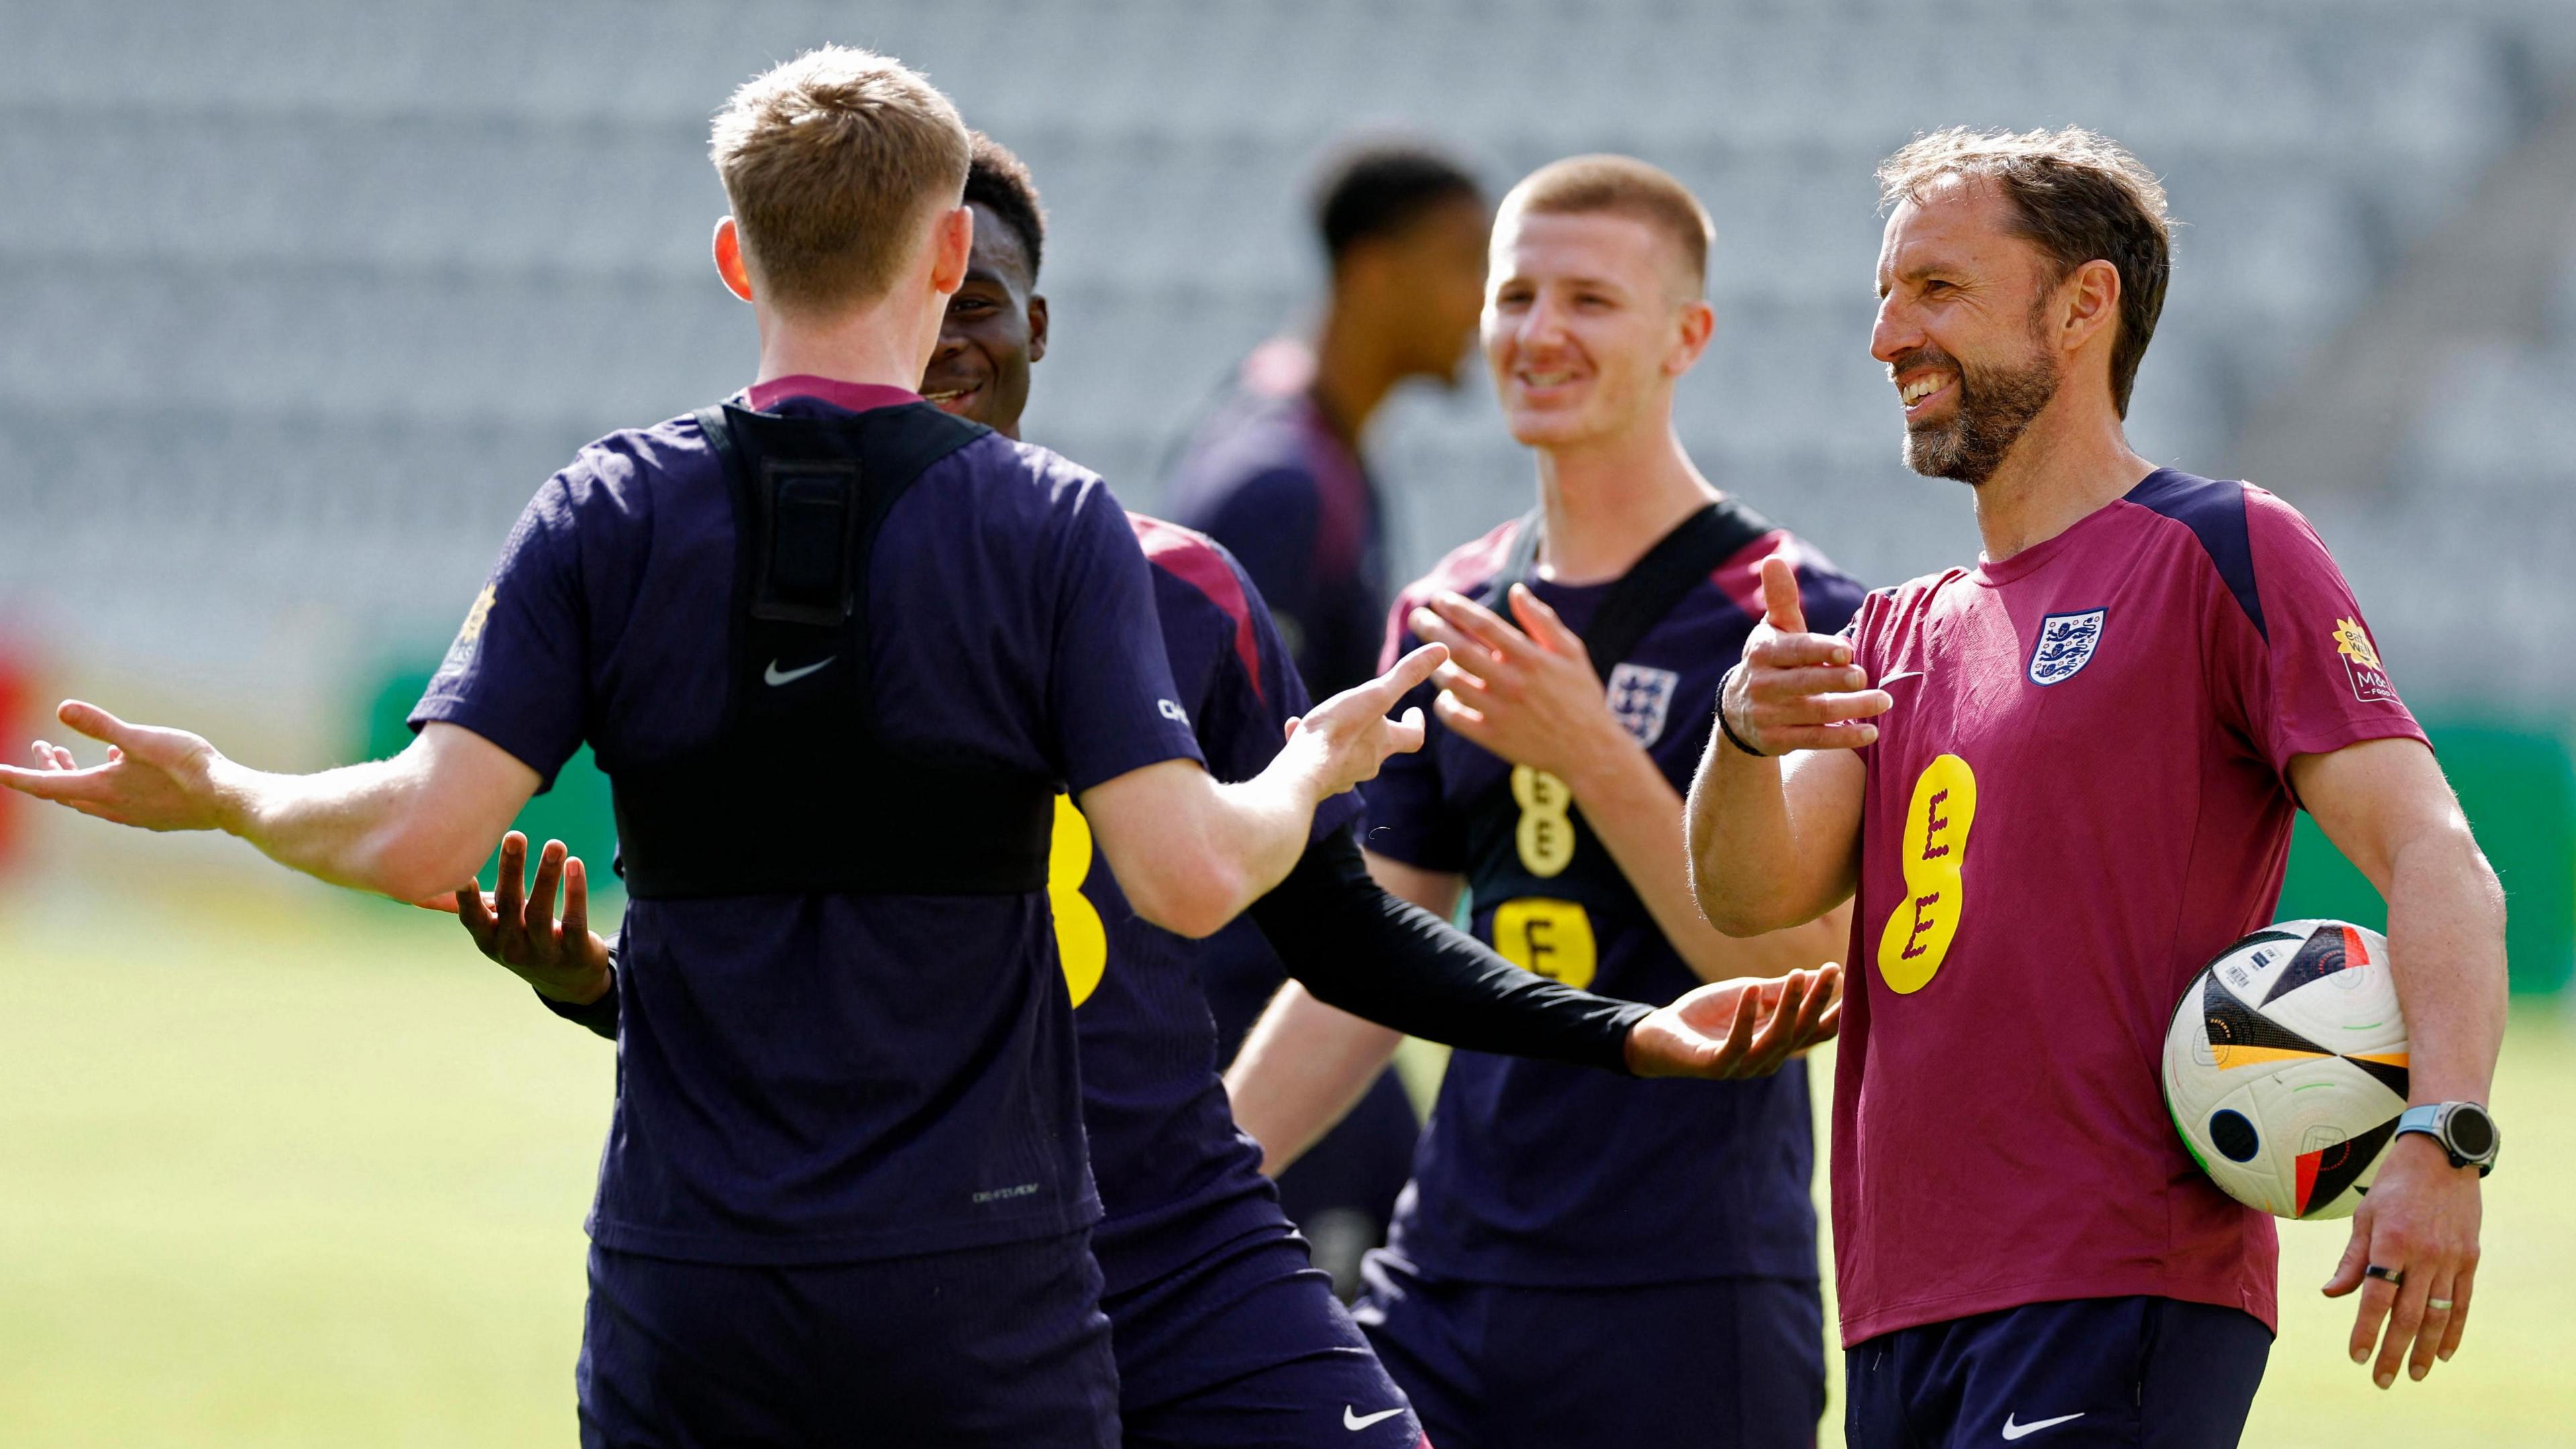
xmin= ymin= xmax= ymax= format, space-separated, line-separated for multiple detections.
xmin=1246 ymin=826 xmax=1652 ymax=1075
xmin=535 ymin=938 xmax=619 ymax=1040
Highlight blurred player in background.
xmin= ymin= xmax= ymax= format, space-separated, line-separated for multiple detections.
xmin=1166 ymin=138 xmax=1493 ymax=1296
xmin=457 ymin=132 xmax=1839 ymax=1449
xmin=1688 ymin=127 xmax=2508 ymax=1447
xmin=1228 ymin=156 xmax=1860 ymax=1448
xmin=1 ymin=50 xmax=1446 ymax=1448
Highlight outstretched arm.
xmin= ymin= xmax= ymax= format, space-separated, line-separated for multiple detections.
xmin=1080 ymin=643 xmax=1444 ymax=939
xmin=1686 ymin=557 xmax=1885 ymax=935
xmin=6 ymin=705 xmax=537 ymax=904
xmin=1248 ymin=826 xmax=1838 ymax=1077
xmin=1410 ymin=584 xmax=1849 ymax=981
xmin=2299 ymin=737 xmax=2507 ymax=1390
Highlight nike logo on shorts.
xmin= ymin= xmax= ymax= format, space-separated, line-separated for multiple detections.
xmin=764 ymin=657 xmax=834 ymax=686
xmin=2001 ymin=1411 xmax=2084 ymax=1440
xmin=1344 ymin=1405 xmax=1405 ymax=1431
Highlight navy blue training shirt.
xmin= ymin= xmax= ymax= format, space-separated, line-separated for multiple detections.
xmin=1364 ymin=511 xmax=1866 ymax=1287
xmin=1061 ymin=514 xmax=1361 ymax=1294
xmin=414 ymin=377 xmax=1202 ymax=1265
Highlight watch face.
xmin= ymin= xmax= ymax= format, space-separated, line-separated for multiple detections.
xmin=2450 ymin=1106 xmax=2498 ymax=1159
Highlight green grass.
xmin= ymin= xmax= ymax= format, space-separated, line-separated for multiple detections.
xmin=3 ymin=886 xmax=2570 ymax=1445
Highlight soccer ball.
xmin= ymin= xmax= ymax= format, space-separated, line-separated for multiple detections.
xmin=2162 ymin=920 xmax=2410 ymax=1220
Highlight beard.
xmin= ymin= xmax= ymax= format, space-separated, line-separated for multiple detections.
xmin=1896 ymin=341 xmax=2060 ymax=487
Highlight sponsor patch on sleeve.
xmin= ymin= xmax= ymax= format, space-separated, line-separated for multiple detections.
xmin=441 ymin=584 xmax=497 ymax=673
xmin=2331 ymin=617 xmax=2398 ymax=702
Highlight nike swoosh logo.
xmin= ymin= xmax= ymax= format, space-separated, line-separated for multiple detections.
xmin=763 ymin=657 xmax=834 ymax=687
xmin=2002 ymin=1411 xmax=2085 ymax=1440
xmin=1344 ymin=1406 xmax=1405 ymax=1431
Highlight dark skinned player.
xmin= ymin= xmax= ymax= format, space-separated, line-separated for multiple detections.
xmin=453 ymin=134 xmax=1840 ymax=1449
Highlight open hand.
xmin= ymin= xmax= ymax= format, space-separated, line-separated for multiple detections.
xmin=1281 ymin=642 xmax=1447 ymax=794
xmin=1626 ymin=963 xmax=1842 ymax=1079
xmin=1721 ymin=558 xmax=1890 ymax=755
xmin=1410 ymin=586 xmax=1630 ymax=780
xmin=453 ymin=831 xmax=613 ymax=1006
xmin=2321 ymin=1134 xmax=2482 ymax=1387
xmin=0 ymin=701 xmax=236 ymax=832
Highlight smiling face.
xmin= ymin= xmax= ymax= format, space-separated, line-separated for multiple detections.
xmin=1871 ymin=178 xmax=2064 ymax=486
xmin=920 ymin=201 xmax=1047 ymax=436
xmin=1483 ymin=207 xmax=1711 ymax=450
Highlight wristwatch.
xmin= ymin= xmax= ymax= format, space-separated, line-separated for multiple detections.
xmin=2394 ymin=1102 xmax=2500 ymax=1177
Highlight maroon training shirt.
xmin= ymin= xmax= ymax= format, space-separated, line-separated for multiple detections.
xmin=1833 ymin=469 xmax=2426 ymax=1344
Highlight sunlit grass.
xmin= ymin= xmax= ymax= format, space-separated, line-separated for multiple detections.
xmin=1 ymin=885 xmax=2565 ymax=1445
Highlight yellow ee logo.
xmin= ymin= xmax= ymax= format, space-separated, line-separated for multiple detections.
xmin=1512 ymin=765 xmax=1576 ymax=878
xmin=1493 ymin=898 xmax=1597 ymax=989
xmin=1047 ymin=795 xmax=1108 ymax=1008
xmin=1874 ymin=753 xmax=1977 ymax=995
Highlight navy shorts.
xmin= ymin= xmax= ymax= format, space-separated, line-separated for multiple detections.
xmin=1843 ymin=1295 xmax=2272 ymax=1448
xmin=1354 ymin=1250 xmax=1826 ymax=1448
xmin=577 ymin=1232 xmax=1118 ymax=1448
xmin=1106 ymin=1224 xmax=1424 ymax=1448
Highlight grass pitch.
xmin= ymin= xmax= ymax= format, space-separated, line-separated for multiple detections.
xmin=1 ymin=883 xmax=2568 ymax=1446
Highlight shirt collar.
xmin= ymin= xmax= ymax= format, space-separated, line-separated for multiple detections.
xmin=745 ymin=374 xmax=924 ymax=415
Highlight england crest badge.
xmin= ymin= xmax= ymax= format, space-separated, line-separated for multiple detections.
xmin=2028 ymin=607 xmax=2106 ymax=686
xmin=1606 ymin=662 xmax=1682 ymax=745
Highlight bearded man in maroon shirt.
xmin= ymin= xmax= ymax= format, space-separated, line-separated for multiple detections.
xmin=1688 ymin=127 xmax=2507 ymax=1448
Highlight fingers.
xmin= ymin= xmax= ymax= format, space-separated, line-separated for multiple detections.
xmin=1758 ymin=556 xmax=1809 ymax=635
xmin=491 ymin=831 xmax=530 ymax=961
xmin=2349 ymin=1269 xmax=2399 ymax=1375
xmin=1743 ymin=632 xmax=1854 ymax=670
xmin=2371 ymin=1271 xmax=2427 ymax=1389
xmin=561 ymin=855 xmax=590 ymax=945
xmin=2405 ymin=1271 xmax=2456 ymax=1381
xmin=1743 ymin=663 xmax=1870 ymax=702
xmin=1364 ymin=642 xmax=1448 ymax=709
xmin=1409 ymin=609 xmax=1499 ymax=681
xmin=455 ymin=884 xmax=498 ymax=955
xmin=527 ymin=839 xmax=568 ymax=947
xmin=1745 ymin=722 xmax=1882 ymax=753
xmin=1386 ymin=706 xmax=1427 ymax=755
xmin=1739 ymin=970 xmax=1811 ymax=1075
xmin=1505 ymin=583 xmax=1582 ymax=657
xmin=54 ymin=700 xmax=138 ymax=751
xmin=2437 ymin=1265 xmax=2474 ymax=1362
xmin=1424 ymin=592 xmax=1528 ymax=662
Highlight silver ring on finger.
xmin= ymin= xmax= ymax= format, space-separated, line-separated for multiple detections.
xmin=2427 ymin=1297 xmax=2454 ymax=1311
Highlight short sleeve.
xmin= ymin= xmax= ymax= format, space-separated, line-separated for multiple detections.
xmin=2229 ymin=488 xmax=2428 ymax=773
xmin=1049 ymin=484 xmax=1206 ymax=792
xmin=1355 ymin=588 xmax=1462 ymax=871
xmin=409 ymin=475 xmax=590 ymax=792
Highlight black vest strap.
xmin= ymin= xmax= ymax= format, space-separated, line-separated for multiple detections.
xmin=610 ymin=400 xmax=1057 ymax=900
xmin=1461 ymin=499 xmax=1776 ymax=912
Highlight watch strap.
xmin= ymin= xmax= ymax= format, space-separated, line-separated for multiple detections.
xmin=2395 ymin=1102 xmax=2497 ymax=1177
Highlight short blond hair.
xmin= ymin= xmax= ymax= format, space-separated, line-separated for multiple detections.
xmin=1878 ymin=127 xmax=2173 ymax=417
xmin=1503 ymin=155 xmax=1713 ymax=294
xmin=709 ymin=46 xmax=971 ymax=313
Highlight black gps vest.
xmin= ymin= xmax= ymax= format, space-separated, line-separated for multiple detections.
xmin=1458 ymin=499 xmax=1775 ymax=919
xmin=609 ymin=401 xmax=1058 ymax=900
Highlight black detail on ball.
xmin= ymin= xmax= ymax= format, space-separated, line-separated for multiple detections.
xmin=2262 ymin=924 xmax=2356 ymax=1006
xmin=2202 ymin=973 xmax=2332 ymax=1058
xmin=2300 ymin=1114 xmax=2402 ymax=1218
xmin=2210 ymin=1110 xmax=2261 ymax=1163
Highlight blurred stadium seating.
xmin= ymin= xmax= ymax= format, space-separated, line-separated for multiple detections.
xmin=0 ymin=0 xmax=2569 ymax=969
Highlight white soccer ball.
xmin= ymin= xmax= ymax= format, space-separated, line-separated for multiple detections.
xmin=2162 ymin=919 xmax=2410 ymax=1220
